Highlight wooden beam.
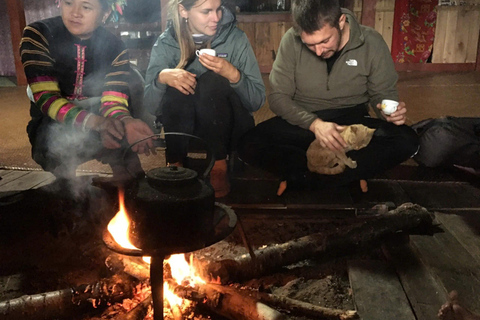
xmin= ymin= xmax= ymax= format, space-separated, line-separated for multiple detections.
xmin=260 ymin=62 xmax=478 ymax=74
xmin=476 ymin=29 xmax=480 ymax=71
xmin=361 ymin=0 xmax=376 ymax=28
xmin=6 ymin=0 xmax=27 ymax=86
xmin=394 ymin=62 xmax=476 ymax=72
xmin=161 ymin=0 xmax=168 ymax=31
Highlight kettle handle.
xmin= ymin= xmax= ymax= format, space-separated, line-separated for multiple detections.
xmin=124 ymin=132 xmax=215 ymax=180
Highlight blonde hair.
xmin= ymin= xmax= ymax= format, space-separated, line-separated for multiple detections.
xmin=168 ymin=0 xmax=199 ymax=69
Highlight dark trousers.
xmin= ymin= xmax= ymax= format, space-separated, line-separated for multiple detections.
xmin=160 ymin=71 xmax=254 ymax=163
xmin=237 ymin=105 xmax=419 ymax=189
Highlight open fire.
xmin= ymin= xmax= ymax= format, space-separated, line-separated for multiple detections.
xmin=107 ymin=189 xmax=209 ymax=319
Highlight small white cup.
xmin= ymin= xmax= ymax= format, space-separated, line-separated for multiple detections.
xmin=196 ymin=49 xmax=216 ymax=57
xmin=381 ymin=99 xmax=399 ymax=115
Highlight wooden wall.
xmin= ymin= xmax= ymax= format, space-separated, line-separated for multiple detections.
xmin=237 ymin=14 xmax=293 ymax=73
xmin=374 ymin=0 xmax=395 ymax=52
xmin=236 ymin=2 xmax=480 ymax=71
xmin=432 ymin=5 xmax=480 ymax=63
xmin=353 ymin=0 xmax=364 ymax=22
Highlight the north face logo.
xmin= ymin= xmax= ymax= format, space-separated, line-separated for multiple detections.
xmin=346 ymin=59 xmax=358 ymax=66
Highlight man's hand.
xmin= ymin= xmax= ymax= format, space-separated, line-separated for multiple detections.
xmin=198 ymin=54 xmax=240 ymax=84
xmin=309 ymin=118 xmax=347 ymax=151
xmin=122 ymin=118 xmax=156 ymax=155
xmin=377 ymin=101 xmax=407 ymax=125
xmin=158 ymin=69 xmax=197 ymax=95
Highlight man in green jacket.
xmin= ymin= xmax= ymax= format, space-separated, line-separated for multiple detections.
xmin=238 ymin=0 xmax=419 ymax=195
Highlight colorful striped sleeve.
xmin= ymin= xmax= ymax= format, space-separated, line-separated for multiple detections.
xmin=20 ymin=24 xmax=87 ymax=129
xmin=100 ymin=49 xmax=132 ymax=120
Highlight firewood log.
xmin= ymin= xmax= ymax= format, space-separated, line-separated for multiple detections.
xmin=248 ymin=290 xmax=358 ymax=320
xmin=195 ymin=203 xmax=434 ymax=283
xmin=105 ymin=253 xmax=150 ymax=281
xmin=114 ymin=294 xmax=152 ymax=320
xmin=0 ymin=273 xmax=136 ymax=320
xmin=173 ymin=282 xmax=357 ymax=320
xmin=173 ymin=282 xmax=288 ymax=320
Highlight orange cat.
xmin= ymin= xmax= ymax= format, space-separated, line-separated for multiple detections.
xmin=306 ymin=124 xmax=376 ymax=175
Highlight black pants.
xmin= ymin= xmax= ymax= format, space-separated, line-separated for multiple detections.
xmin=160 ymin=71 xmax=254 ymax=163
xmin=237 ymin=105 xmax=419 ymax=189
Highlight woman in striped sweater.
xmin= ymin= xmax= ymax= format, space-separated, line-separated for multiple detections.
xmin=20 ymin=0 xmax=154 ymax=183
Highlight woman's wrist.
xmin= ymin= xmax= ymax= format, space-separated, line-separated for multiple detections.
xmin=84 ymin=114 xmax=104 ymax=132
xmin=229 ymin=69 xmax=241 ymax=84
xmin=158 ymin=69 xmax=171 ymax=85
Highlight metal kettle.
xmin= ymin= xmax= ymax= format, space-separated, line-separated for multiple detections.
xmin=123 ymin=133 xmax=215 ymax=256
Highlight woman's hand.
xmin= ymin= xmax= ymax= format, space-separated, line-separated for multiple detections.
xmin=158 ymin=69 xmax=197 ymax=95
xmin=86 ymin=115 xmax=125 ymax=149
xmin=377 ymin=101 xmax=407 ymax=125
xmin=198 ymin=54 xmax=240 ymax=84
xmin=122 ymin=118 xmax=156 ymax=155
xmin=309 ymin=118 xmax=347 ymax=152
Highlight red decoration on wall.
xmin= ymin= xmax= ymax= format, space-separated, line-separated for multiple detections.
xmin=391 ymin=0 xmax=438 ymax=63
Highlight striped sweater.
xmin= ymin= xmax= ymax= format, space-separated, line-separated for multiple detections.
xmin=20 ymin=16 xmax=132 ymax=130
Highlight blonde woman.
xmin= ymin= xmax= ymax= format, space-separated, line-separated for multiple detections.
xmin=144 ymin=0 xmax=265 ymax=198
xmin=20 ymin=0 xmax=154 ymax=185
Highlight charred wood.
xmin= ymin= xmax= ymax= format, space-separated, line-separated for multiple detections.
xmin=197 ymin=203 xmax=434 ymax=283
xmin=173 ymin=282 xmax=356 ymax=320
xmin=173 ymin=282 xmax=288 ymax=320
xmin=0 ymin=273 xmax=136 ymax=320
xmin=249 ymin=290 xmax=358 ymax=320
xmin=106 ymin=253 xmax=151 ymax=281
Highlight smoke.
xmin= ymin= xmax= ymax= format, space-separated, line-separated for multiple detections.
xmin=45 ymin=118 xmax=103 ymax=201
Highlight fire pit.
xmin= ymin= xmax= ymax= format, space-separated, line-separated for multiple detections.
xmin=103 ymin=202 xmax=236 ymax=320
xmin=102 ymin=133 xmax=238 ymax=320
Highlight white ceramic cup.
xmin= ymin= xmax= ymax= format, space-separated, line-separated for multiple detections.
xmin=195 ymin=49 xmax=216 ymax=57
xmin=381 ymin=99 xmax=399 ymax=115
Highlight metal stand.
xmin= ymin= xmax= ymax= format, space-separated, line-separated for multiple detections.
xmin=150 ymin=256 xmax=165 ymax=320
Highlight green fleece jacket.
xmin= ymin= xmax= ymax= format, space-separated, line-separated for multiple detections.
xmin=269 ymin=9 xmax=398 ymax=130
xmin=144 ymin=7 xmax=265 ymax=115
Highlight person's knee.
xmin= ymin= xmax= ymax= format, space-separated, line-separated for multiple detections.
xmin=374 ymin=124 xmax=419 ymax=160
xmin=162 ymin=87 xmax=194 ymax=121
xmin=401 ymin=126 xmax=420 ymax=157
xmin=196 ymin=71 xmax=230 ymax=96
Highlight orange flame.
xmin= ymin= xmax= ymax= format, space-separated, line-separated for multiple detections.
xmin=166 ymin=254 xmax=205 ymax=286
xmin=107 ymin=189 xmax=139 ymax=250
xmin=164 ymin=254 xmax=204 ymax=310
xmin=143 ymin=254 xmax=206 ymax=312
